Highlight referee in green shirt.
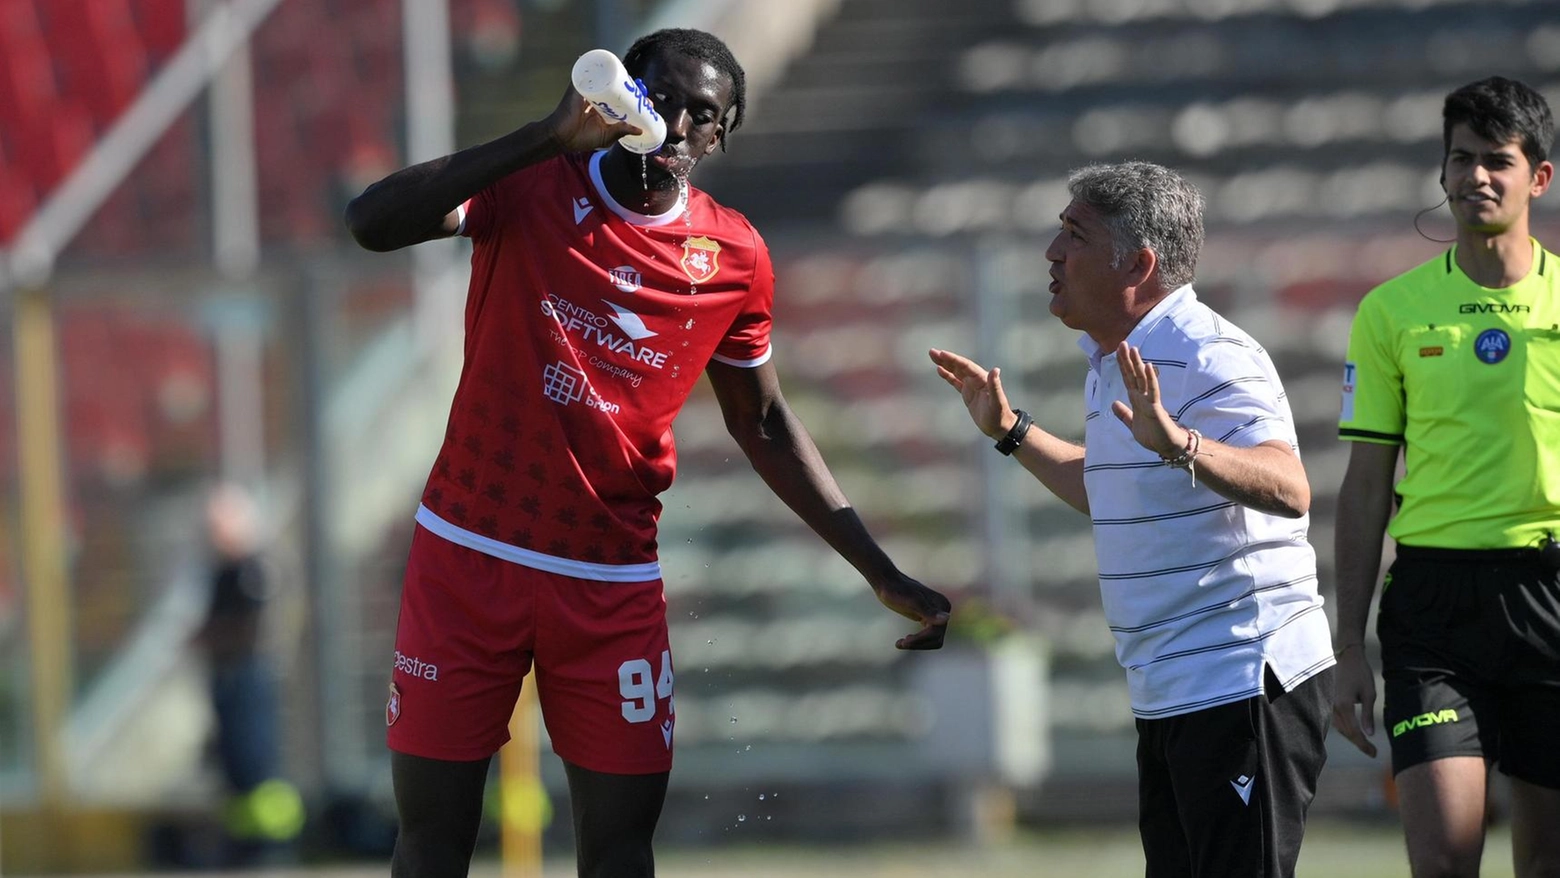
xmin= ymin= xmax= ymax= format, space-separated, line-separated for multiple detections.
xmin=1333 ymin=76 xmax=1560 ymax=878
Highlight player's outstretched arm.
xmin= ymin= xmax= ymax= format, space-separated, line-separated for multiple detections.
xmin=343 ymin=85 xmax=640 ymax=252
xmin=706 ymin=360 xmax=951 ymax=650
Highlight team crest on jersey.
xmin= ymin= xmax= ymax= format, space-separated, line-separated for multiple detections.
xmin=680 ymin=236 xmax=721 ymax=283
xmin=386 ymin=682 xmax=401 ymax=727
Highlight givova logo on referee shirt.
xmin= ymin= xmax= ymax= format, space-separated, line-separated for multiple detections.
xmin=1392 ymin=708 xmax=1459 ymax=738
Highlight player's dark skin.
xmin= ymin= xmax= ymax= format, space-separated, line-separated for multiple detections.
xmin=349 ymin=42 xmax=951 ymax=878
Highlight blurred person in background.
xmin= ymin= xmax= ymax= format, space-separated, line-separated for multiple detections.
xmin=194 ymin=482 xmax=304 ymax=865
xmin=1331 ymin=76 xmax=1560 ymax=878
xmin=344 ymin=27 xmax=951 ymax=878
xmin=930 ymin=161 xmax=1335 ymax=878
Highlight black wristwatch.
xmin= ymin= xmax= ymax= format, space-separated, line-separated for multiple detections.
xmin=994 ymin=409 xmax=1033 ymax=456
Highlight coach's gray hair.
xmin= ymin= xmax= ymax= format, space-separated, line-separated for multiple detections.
xmin=1066 ymin=162 xmax=1205 ymax=290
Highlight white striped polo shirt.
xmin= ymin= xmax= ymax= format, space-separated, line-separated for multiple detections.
xmin=1078 ymin=285 xmax=1334 ymax=719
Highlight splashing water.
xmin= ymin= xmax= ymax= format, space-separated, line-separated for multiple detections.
xmin=679 ymin=173 xmax=700 ymax=296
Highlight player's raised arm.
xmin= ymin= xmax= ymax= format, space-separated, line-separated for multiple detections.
xmin=343 ymin=84 xmax=640 ymax=252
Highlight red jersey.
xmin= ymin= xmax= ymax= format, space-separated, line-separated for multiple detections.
xmin=415 ymin=150 xmax=774 ymax=582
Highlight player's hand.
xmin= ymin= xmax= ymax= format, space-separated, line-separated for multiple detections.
xmin=929 ymin=348 xmax=1014 ymax=440
xmin=1110 ymin=342 xmax=1183 ymax=458
xmin=542 ymin=84 xmax=644 ymax=154
xmin=872 ymin=574 xmax=952 ymax=650
xmin=1330 ymin=644 xmax=1379 ymax=758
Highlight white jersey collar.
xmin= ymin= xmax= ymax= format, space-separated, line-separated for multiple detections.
xmin=588 ymin=149 xmax=688 ymax=227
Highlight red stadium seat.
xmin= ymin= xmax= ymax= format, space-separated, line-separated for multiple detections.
xmin=46 ymin=0 xmax=149 ymax=122
xmin=131 ymin=0 xmax=185 ymax=61
xmin=0 ymin=161 xmax=36 ymax=243
xmin=0 ymin=38 xmax=57 ymax=128
xmin=14 ymin=103 xmax=95 ymax=192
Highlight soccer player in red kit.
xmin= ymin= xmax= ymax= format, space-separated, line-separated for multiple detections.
xmin=344 ymin=28 xmax=952 ymax=878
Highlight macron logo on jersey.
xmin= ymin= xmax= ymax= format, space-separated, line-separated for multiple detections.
xmin=573 ymin=197 xmax=594 ymax=225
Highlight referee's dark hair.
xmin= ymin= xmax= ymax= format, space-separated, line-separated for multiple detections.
xmin=624 ymin=28 xmax=746 ymax=150
xmin=1442 ymin=76 xmax=1554 ymax=172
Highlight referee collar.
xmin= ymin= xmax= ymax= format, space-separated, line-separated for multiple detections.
xmin=1078 ymin=283 xmax=1197 ymax=369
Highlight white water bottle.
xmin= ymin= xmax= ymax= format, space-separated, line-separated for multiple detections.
xmin=571 ymin=49 xmax=666 ymax=155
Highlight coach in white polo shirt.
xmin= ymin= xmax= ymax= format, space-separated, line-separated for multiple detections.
xmin=931 ymin=161 xmax=1335 ymax=878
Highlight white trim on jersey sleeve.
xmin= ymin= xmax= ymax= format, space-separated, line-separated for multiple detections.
xmin=710 ymin=344 xmax=773 ymax=368
xmin=415 ymin=504 xmax=663 ymax=583
xmin=455 ymin=201 xmax=468 ymax=236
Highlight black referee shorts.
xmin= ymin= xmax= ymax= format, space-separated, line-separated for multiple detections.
xmin=1377 ymin=544 xmax=1560 ymax=787
xmin=1136 ymin=666 xmax=1333 ymax=878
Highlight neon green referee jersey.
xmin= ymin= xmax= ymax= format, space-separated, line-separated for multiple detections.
xmin=1339 ymin=238 xmax=1560 ymax=549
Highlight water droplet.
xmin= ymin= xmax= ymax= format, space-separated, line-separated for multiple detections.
xmin=744 ymin=744 xmax=751 ymax=751
xmin=729 ymin=716 xmax=738 ymax=723
xmin=758 ymin=794 xmax=766 ymax=801
xmin=703 ymin=794 xmax=709 ymax=800
xmin=737 ymin=814 xmax=746 ymax=822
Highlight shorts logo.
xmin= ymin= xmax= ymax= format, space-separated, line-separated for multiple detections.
xmin=680 ymin=236 xmax=721 ymax=284
xmin=1392 ymin=708 xmax=1459 ymax=738
xmin=1230 ymin=773 xmax=1255 ymax=805
xmin=386 ymin=682 xmax=402 ymax=727
xmin=609 ymin=265 xmax=642 ymax=293
xmin=394 ymin=650 xmax=440 ymax=681
xmin=1475 ymin=329 xmax=1510 ymax=364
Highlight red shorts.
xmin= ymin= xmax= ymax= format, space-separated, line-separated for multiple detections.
xmin=387 ymin=525 xmax=674 ymax=774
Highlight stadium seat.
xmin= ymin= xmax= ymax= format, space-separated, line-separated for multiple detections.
xmin=130 ymin=0 xmax=185 ymax=62
xmin=44 ymin=0 xmax=149 ymax=122
xmin=0 ymin=161 xmax=35 ymax=242
xmin=13 ymin=103 xmax=95 ymax=192
xmin=0 ymin=36 xmax=57 ymax=128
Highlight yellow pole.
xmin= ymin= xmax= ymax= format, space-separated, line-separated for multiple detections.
xmin=14 ymin=286 xmax=74 ymax=849
xmin=500 ymin=674 xmax=543 ymax=878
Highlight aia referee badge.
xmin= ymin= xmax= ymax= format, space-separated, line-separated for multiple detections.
xmin=1475 ymin=328 xmax=1511 ymax=364
xmin=386 ymin=682 xmax=402 ymax=727
xmin=680 ymin=236 xmax=721 ymax=284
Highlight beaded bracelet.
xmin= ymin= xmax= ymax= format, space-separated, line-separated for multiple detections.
xmin=1162 ymin=428 xmax=1205 ymax=487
